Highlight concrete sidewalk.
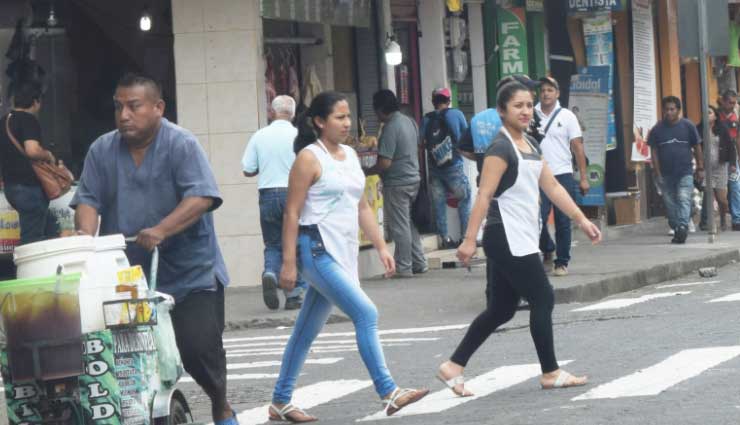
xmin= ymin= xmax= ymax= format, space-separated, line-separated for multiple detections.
xmin=224 ymin=218 xmax=740 ymax=331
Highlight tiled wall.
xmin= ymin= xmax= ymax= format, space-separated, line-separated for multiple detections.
xmin=172 ymin=0 xmax=265 ymax=286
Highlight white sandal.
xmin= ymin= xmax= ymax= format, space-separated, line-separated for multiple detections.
xmin=268 ymin=404 xmax=317 ymax=423
xmin=382 ymin=387 xmax=429 ymax=416
xmin=436 ymin=372 xmax=474 ymax=397
xmin=541 ymin=370 xmax=588 ymax=389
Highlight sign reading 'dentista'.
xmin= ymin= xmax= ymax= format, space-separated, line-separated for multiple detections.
xmin=568 ymin=0 xmax=625 ymax=13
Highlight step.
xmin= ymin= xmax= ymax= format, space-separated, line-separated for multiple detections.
xmin=426 ymin=247 xmax=485 ymax=270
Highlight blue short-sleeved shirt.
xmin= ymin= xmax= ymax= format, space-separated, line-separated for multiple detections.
xmin=70 ymin=118 xmax=229 ymax=302
xmin=420 ymin=107 xmax=468 ymax=169
xmin=647 ymin=118 xmax=700 ymax=178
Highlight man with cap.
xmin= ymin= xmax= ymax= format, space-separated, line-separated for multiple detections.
xmin=420 ymin=87 xmax=471 ymax=249
xmin=536 ymin=76 xmax=588 ymax=277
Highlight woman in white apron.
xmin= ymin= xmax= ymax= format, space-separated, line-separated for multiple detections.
xmin=269 ymin=92 xmax=429 ymax=422
xmin=436 ymin=80 xmax=601 ymax=397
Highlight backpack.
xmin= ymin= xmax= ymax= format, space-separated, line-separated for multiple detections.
xmin=424 ymin=109 xmax=455 ymax=167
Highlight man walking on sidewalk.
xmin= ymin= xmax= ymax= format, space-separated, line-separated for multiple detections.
xmin=649 ymin=96 xmax=704 ymax=244
xmin=369 ymin=90 xmax=427 ymax=277
xmin=242 ymin=95 xmax=307 ymax=310
xmin=717 ymin=90 xmax=740 ymax=231
xmin=536 ymin=77 xmax=588 ymax=276
xmin=420 ymin=88 xmax=471 ymax=249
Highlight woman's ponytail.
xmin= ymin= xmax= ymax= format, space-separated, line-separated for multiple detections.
xmin=293 ymin=91 xmax=348 ymax=154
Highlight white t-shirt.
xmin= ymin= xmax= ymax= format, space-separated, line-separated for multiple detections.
xmin=241 ymin=120 xmax=297 ymax=189
xmin=535 ymin=101 xmax=583 ymax=176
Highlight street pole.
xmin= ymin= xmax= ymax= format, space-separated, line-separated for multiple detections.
xmin=697 ymin=0 xmax=715 ymax=243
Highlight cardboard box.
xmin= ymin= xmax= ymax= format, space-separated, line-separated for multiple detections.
xmin=614 ymin=196 xmax=641 ymax=225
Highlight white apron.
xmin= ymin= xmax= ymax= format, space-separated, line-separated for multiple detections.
xmin=299 ymin=140 xmax=366 ymax=285
xmin=497 ymin=127 xmax=543 ymax=256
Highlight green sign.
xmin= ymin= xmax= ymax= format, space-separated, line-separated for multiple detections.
xmin=568 ymin=0 xmax=625 ymax=13
xmin=497 ymin=8 xmax=529 ymax=78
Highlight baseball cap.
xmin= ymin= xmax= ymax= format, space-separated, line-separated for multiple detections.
xmin=495 ymin=74 xmax=540 ymax=92
xmin=432 ymin=87 xmax=452 ymax=99
xmin=538 ymin=76 xmax=560 ymax=90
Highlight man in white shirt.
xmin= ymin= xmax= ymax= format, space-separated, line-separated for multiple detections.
xmin=242 ymin=95 xmax=307 ymax=310
xmin=536 ymin=77 xmax=588 ymax=277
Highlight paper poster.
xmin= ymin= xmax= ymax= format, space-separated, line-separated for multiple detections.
xmin=570 ymin=67 xmax=610 ymax=206
xmin=583 ymin=13 xmax=617 ymax=151
xmin=631 ymin=0 xmax=657 ymax=162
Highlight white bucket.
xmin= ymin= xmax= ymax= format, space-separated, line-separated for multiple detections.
xmin=14 ymin=234 xmax=135 ymax=333
xmin=14 ymin=236 xmax=96 ymax=279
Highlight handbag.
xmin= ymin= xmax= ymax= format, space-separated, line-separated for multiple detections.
xmin=411 ymin=181 xmax=434 ymax=234
xmin=5 ymin=113 xmax=73 ymax=200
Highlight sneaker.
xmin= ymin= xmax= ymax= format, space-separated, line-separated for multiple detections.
xmin=688 ymin=221 xmax=696 ymax=233
xmin=673 ymin=226 xmax=688 ymax=244
xmin=553 ymin=265 xmax=568 ymax=277
xmin=441 ymin=236 xmax=457 ymax=250
xmin=262 ymin=272 xmax=280 ymax=310
xmin=285 ymin=296 xmax=303 ymax=310
xmin=668 ymin=228 xmax=675 ymax=236
xmin=413 ymin=266 xmax=429 ymax=275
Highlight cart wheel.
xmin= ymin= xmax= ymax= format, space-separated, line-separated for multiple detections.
xmin=154 ymin=394 xmax=191 ymax=425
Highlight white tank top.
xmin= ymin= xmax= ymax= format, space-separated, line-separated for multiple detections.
xmin=299 ymin=140 xmax=366 ymax=284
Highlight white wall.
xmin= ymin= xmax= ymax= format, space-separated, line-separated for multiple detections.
xmin=418 ymin=0 xmax=448 ymax=114
xmin=171 ymin=0 xmax=265 ymax=286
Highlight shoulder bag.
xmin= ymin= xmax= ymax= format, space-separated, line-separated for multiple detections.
xmin=5 ymin=113 xmax=73 ymax=200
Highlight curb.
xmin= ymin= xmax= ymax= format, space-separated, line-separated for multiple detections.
xmin=224 ymin=313 xmax=350 ymax=332
xmin=554 ymin=249 xmax=740 ymax=304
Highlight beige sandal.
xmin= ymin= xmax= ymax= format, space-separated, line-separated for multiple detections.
xmin=382 ymin=387 xmax=430 ymax=416
xmin=268 ymin=404 xmax=317 ymax=423
xmin=540 ymin=371 xmax=588 ymax=390
xmin=436 ymin=372 xmax=474 ymax=397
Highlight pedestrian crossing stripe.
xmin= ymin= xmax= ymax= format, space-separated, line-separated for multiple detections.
xmin=227 ymin=358 xmax=343 ymax=371
xmin=212 ymin=379 xmax=372 ymax=425
xmin=224 ymin=337 xmax=440 ymax=350
xmin=181 ymin=373 xmax=280 ymax=383
xmin=707 ymin=292 xmax=740 ymax=303
xmin=222 ymin=324 xmax=468 ymax=344
xmin=225 ymin=343 xmax=412 ymax=358
xmin=572 ymin=346 xmax=740 ymax=400
xmin=357 ymin=361 xmax=573 ymax=421
xmin=571 ymin=291 xmax=691 ymax=312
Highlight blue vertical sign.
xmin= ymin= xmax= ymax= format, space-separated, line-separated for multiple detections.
xmin=570 ymin=67 xmax=610 ymax=206
xmin=583 ymin=13 xmax=617 ymax=151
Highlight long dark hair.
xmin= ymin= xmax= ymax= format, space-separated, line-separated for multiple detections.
xmin=698 ymin=105 xmax=725 ymax=137
xmin=294 ymin=91 xmax=348 ymax=154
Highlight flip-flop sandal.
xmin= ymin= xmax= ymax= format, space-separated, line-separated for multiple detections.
xmin=541 ymin=371 xmax=588 ymax=390
xmin=382 ymin=387 xmax=430 ymax=416
xmin=215 ymin=410 xmax=239 ymax=425
xmin=436 ymin=372 xmax=474 ymax=397
xmin=268 ymin=404 xmax=317 ymax=423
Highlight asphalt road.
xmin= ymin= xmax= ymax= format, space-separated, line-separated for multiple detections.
xmin=181 ymin=263 xmax=740 ymax=425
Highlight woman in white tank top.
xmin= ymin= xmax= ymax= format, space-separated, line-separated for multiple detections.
xmin=269 ymin=92 xmax=429 ymax=423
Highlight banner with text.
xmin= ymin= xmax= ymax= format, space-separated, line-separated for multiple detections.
xmin=631 ymin=0 xmax=657 ymax=162
xmin=568 ymin=0 xmax=625 ymax=14
xmin=497 ymin=7 xmax=529 ymax=78
xmin=570 ymin=67 xmax=610 ymax=206
xmin=583 ymin=13 xmax=617 ymax=151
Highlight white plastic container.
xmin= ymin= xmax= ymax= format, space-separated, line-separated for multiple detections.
xmin=14 ymin=234 xmax=134 ymax=333
xmin=14 ymin=236 xmax=96 ymax=279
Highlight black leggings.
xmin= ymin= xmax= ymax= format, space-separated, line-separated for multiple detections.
xmin=451 ymin=224 xmax=559 ymax=373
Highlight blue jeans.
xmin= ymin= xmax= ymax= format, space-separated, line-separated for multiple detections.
xmin=272 ymin=226 xmax=396 ymax=403
xmin=3 ymin=183 xmax=58 ymax=245
xmin=429 ymin=164 xmax=471 ymax=238
xmin=539 ymin=173 xmax=576 ymax=268
xmin=259 ymin=189 xmax=306 ymax=298
xmin=728 ymin=161 xmax=740 ymax=224
xmin=661 ymin=174 xmax=694 ymax=230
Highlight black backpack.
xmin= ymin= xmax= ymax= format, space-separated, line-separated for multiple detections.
xmin=424 ymin=109 xmax=455 ymax=167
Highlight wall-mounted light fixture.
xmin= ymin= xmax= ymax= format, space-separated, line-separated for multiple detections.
xmin=47 ymin=2 xmax=58 ymax=27
xmin=384 ymin=34 xmax=402 ymax=66
xmin=140 ymin=8 xmax=152 ymax=32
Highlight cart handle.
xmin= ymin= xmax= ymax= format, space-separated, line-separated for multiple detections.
xmin=124 ymin=236 xmax=159 ymax=292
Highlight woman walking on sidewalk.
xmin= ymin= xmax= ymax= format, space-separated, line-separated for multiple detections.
xmin=269 ymin=91 xmax=428 ymax=422
xmin=698 ymin=105 xmax=734 ymax=231
xmin=436 ymin=80 xmax=601 ymax=397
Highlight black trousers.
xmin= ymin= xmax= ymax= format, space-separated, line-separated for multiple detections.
xmin=171 ymin=283 xmax=227 ymax=404
xmin=451 ymin=224 xmax=559 ymax=374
